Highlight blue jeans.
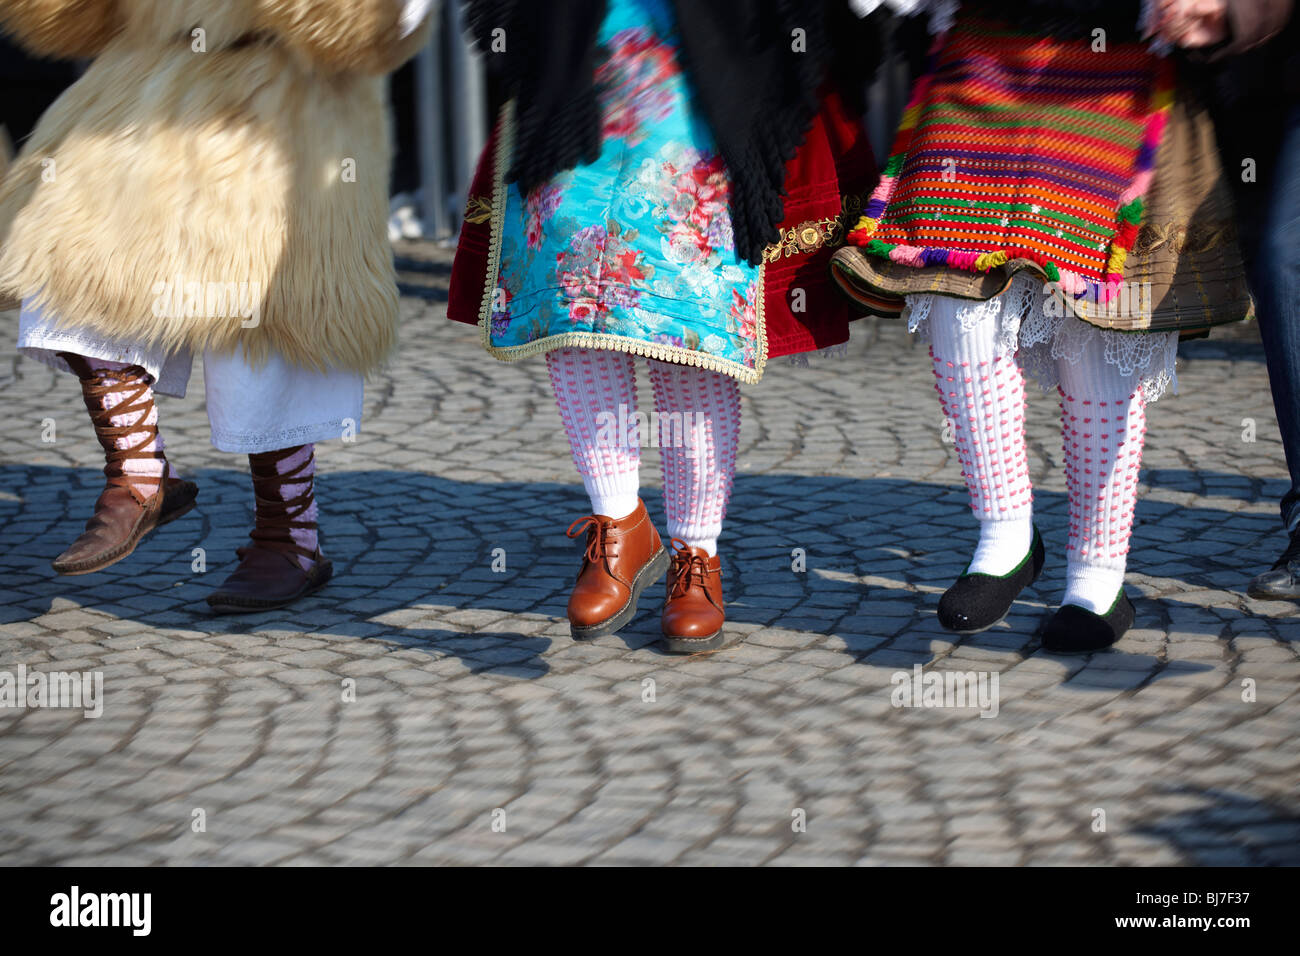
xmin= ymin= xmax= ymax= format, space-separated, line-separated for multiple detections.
xmin=1218 ymin=98 xmax=1300 ymax=531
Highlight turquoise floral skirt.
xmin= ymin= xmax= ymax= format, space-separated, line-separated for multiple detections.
xmin=483 ymin=0 xmax=764 ymax=381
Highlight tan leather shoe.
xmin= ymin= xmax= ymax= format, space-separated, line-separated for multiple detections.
xmin=566 ymin=498 xmax=668 ymax=639
xmin=52 ymin=478 xmax=198 ymax=575
xmin=52 ymin=353 xmax=197 ymax=575
xmin=661 ymin=540 xmax=728 ymax=654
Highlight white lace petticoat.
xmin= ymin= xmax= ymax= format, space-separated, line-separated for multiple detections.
xmin=904 ymin=273 xmax=1180 ymax=402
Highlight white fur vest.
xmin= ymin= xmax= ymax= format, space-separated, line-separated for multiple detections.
xmin=0 ymin=0 xmax=431 ymax=373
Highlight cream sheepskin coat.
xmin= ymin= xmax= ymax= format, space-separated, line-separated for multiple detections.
xmin=0 ymin=0 xmax=431 ymax=372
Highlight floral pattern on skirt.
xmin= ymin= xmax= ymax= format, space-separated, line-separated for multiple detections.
xmin=486 ymin=0 xmax=763 ymax=379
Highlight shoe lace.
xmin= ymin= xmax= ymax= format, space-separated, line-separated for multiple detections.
xmin=667 ymin=538 xmax=713 ymax=599
xmin=247 ymin=446 xmax=317 ymax=560
xmin=77 ymin=364 xmax=172 ymax=493
xmin=567 ymin=515 xmax=618 ymax=570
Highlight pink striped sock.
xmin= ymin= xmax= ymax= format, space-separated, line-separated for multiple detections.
xmin=546 ymin=347 xmax=641 ymax=519
xmin=646 ymin=359 xmax=740 ymax=557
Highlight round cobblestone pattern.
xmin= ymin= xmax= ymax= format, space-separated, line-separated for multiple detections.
xmin=0 ymin=244 xmax=1295 ymax=865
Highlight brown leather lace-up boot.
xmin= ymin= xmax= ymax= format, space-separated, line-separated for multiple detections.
xmin=51 ymin=354 xmax=198 ymax=575
xmin=661 ymin=539 xmax=727 ymax=654
xmin=206 ymin=446 xmax=332 ymax=614
xmin=565 ymin=498 xmax=668 ymax=639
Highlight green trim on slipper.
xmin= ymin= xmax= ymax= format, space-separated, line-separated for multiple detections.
xmin=959 ymin=526 xmax=1043 ymax=579
xmin=1061 ymin=587 xmax=1125 ymax=617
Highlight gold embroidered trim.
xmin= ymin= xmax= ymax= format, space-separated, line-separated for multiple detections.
xmin=762 ymin=193 xmax=863 ymax=263
xmin=485 ymin=330 xmax=765 ymax=384
xmin=477 ymin=99 xmax=515 ymax=357
xmin=1131 ymin=220 xmax=1238 ymax=257
xmin=477 ymin=100 xmax=768 ymax=385
xmin=465 ymin=195 xmax=493 ymax=225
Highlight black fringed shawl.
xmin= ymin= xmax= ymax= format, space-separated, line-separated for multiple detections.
xmin=463 ymin=0 xmax=884 ymax=265
xmin=961 ymin=0 xmax=1146 ymax=39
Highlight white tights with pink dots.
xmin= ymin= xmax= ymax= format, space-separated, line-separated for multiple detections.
xmin=546 ymin=347 xmax=740 ymax=557
xmin=927 ymin=294 xmax=1149 ymax=613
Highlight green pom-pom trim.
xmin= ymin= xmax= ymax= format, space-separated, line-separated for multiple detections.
xmin=1118 ymin=198 xmax=1144 ymax=224
xmin=866 ymin=239 xmax=897 ymax=258
xmin=1044 ymin=262 xmax=1061 ymax=282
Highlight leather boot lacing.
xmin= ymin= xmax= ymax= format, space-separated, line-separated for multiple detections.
xmin=567 ymin=514 xmax=620 ymax=575
xmin=247 ymin=446 xmax=316 ymax=561
xmin=668 ymin=538 xmax=723 ymax=607
xmin=63 ymin=355 xmax=171 ymax=501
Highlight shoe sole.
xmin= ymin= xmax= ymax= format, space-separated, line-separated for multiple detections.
xmin=570 ymin=546 xmax=670 ymax=641
xmin=52 ymin=482 xmax=199 ymax=576
xmin=944 ymin=593 xmax=1024 ymax=635
xmin=661 ymin=628 xmax=734 ymax=655
xmin=1040 ymin=634 xmax=1124 ymax=655
xmin=206 ymin=560 xmax=335 ymax=615
xmin=1040 ymin=596 xmax=1136 ymax=654
xmin=1247 ymin=585 xmax=1300 ymax=602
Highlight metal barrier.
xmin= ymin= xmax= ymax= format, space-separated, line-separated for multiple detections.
xmin=412 ymin=0 xmax=488 ymax=241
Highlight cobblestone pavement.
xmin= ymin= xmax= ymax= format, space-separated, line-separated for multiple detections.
xmin=1 ymin=243 xmax=1297 ymax=866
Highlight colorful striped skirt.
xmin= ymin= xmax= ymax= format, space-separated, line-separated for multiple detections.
xmin=832 ymin=14 xmax=1250 ymax=338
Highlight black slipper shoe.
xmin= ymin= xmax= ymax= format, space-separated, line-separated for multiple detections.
xmin=937 ymin=527 xmax=1045 ymax=634
xmin=1041 ymin=589 xmax=1135 ymax=653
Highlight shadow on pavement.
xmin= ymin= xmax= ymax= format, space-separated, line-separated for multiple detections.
xmin=1 ymin=465 xmax=1290 ymax=677
xmin=1132 ymin=787 xmax=1300 ymax=865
